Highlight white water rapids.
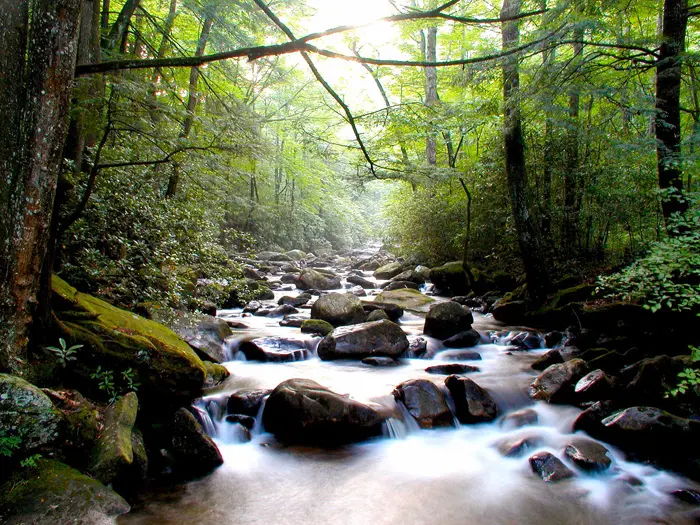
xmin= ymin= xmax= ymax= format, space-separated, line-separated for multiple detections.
xmin=119 ymin=264 xmax=699 ymax=525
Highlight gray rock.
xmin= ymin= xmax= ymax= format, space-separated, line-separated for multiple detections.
xmin=528 ymin=358 xmax=588 ymax=403
xmin=444 ymin=375 xmax=498 ymax=424
xmin=317 ymin=319 xmax=409 ymax=361
xmin=262 ymin=378 xmax=385 ymax=444
xmin=347 ymin=274 xmax=376 ymax=289
xmin=382 ymin=280 xmax=420 ymax=291
xmin=361 ymin=301 xmax=404 ymax=321
xmin=373 ymin=262 xmax=404 ymax=280
xmin=529 ymin=452 xmax=575 ymax=482
xmin=390 ymin=270 xmax=426 ymax=285
xmin=238 ymin=337 xmax=309 ymax=362
xmin=574 ymin=369 xmax=617 ymax=401
xmin=278 ymin=293 xmax=312 ymax=307
xmin=443 ymin=329 xmax=481 ymax=348
xmin=300 ymin=319 xmax=334 ymax=336
xmin=425 ymin=363 xmax=479 ymax=375
xmin=531 ymin=349 xmax=564 ymax=370
xmin=267 ymin=304 xmax=299 ymax=317
xmin=500 ymin=408 xmax=538 ymax=429
xmin=170 ymin=408 xmax=223 ymax=476
xmin=423 ymin=301 xmax=474 ymax=340
xmin=311 ymin=292 xmax=367 ymax=327
xmin=564 ymin=439 xmax=612 ymax=471
xmin=296 ymin=269 xmax=342 ymax=290
xmin=366 ymin=309 xmax=390 ymax=322
xmin=362 ymin=356 xmax=400 ymax=367
xmin=227 ymin=389 xmax=270 ymax=416
xmin=393 ymin=379 xmax=455 ymax=429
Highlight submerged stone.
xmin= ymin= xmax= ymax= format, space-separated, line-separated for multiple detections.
xmin=392 ymin=379 xmax=455 ymax=429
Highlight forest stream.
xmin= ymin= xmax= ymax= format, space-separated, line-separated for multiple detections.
xmin=118 ymin=247 xmax=699 ymax=525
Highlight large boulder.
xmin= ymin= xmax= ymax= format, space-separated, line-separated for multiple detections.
xmin=227 ymin=389 xmax=271 ymax=416
xmin=311 ymin=293 xmax=366 ymax=327
xmin=89 ymin=392 xmax=139 ymax=485
xmin=296 ymin=269 xmax=341 ymax=290
xmin=423 ymin=301 xmax=474 ymax=340
xmin=347 ymin=275 xmax=376 ymax=289
xmin=443 ymin=329 xmax=481 ymax=348
xmin=317 ymin=320 xmax=409 ymax=361
xmin=373 ymin=262 xmax=404 ymax=280
xmin=374 ymin=289 xmax=435 ymax=314
xmin=262 ymin=379 xmax=385 ymax=445
xmin=444 ymin=375 xmax=498 ymax=424
xmin=392 ymin=380 xmax=454 ymax=429
xmin=285 ymin=249 xmax=306 ymax=261
xmin=528 ymin=358 xmax=588 ymax=403
xmin=0 ymin=374 xmax=64 ymax=456
xmin=152 ymin=310 xmax=232 ymax=363
xmin=428 ymin=261 xmax=469 ymax=296
xmin=170 ymin=408 xmax=223 ymax=477
xmin=300 ymin=319 xmax=334 ymax=336
xmin=0 ymin=459 xmax=130 ymax=525
xmin=390 ymin=270 xmax=426 ymax=286
xmin=51 ymin=276 xmax=206 ymax=403
xmin=361 ymin=301 xmax=404 ymax=321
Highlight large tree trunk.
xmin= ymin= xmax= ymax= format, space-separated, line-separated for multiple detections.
xmin=501 ymin=0 xmax=551 ymax=300
xmin=0 ymin=0 xmax=83 ymax=375
xmin=423 ymin=27 xmax=438 ymax=166
xmin=656 ymin=0 xmax=688 ymax=229
xmin=102 ymin=0 xmax=140 ymax=53
xmin=166 ymin=11 xmax=215 ymax=198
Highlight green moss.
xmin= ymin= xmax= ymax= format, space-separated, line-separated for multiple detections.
xmin=300 ymin=319 xmax=334 ymax=336
xmin=204 ymin=362 xmax=230 ymax=387
xmin=375 ymin=288 xmax=435 ymax=314
xmin=0 ymin=458 xmax=129 ymax=524
xmin=52 ymin=275 xmax=206 ymax=402
xmin=550 ymin=284 xmax=595 ymax=308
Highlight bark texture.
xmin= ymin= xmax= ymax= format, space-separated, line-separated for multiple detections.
xmin=501 ymin=0 xmax=551 ymax=300
xmin=0 ymin=0 xmax=83 ymax=374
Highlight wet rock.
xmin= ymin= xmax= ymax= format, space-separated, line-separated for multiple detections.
xmin=496 ymin=435 xmax=542 ymax=457
xmin=279 ymin=315 xmax=306 ymax=328
xmin=244 ymin=267 xmax=266 ymax=280
xmin=500 ymin=408 xmax=538 ymax=429
xmin=170 ymin=408 xmax=223 ymax=476
xmin=286 ymin=249 xmax=306 ymax=261
xmin=528 ymin=358 xmax=588 ymax=403
xmin=600 ymin=407 xmax=699 ymax=451
xmin=225 ymin=320 xmax=250 ymax=329
xmin=575 ymin=369 xmax=617 ymax=401
xmin=278 ymin=293 xmax=312 ymax=307
xmin=347 ymin=275 xmax=376 ymax=289
xmin=0 ymin=374 xmax=64 ymax=455
xmin=423 ymin=301 xmax=474 ymax=340
xmin=349 ymin=285 xmax=368 ymax=297
xmin=0 ymin=459 xmax=130 ymax=525
xmin=296 ymin=269 xmax=342 ymax=291
xmin=425 ymin=364 xmax=479 ymax=375
xmin=443 ymin=329 xmax=481 ymax=348
xmin=317 ymin=319 xmax=409 ymax=361
xmin=244 ymin=300 xmax=263 ymax=313
xmin=362 ymin=301 xmax=404 ymax=321
xmin=671 ymin=489 xmax=700 ymax=505
xmin=362 ymin=356 xmax=400 ymax=367
xmin=506 ymin=331 xmax=542 ymax=350
xmin=382 ymin=280 xmax=420 ymax=291
xmin=374 ymin=262 xmax=404 ymax=280
xmin=374 ymin=288 xmax=436 ymax=314
xmin=572 ymin=401 xmax=618 ymax=436
xmin=238 ymin=337 xmax=309 ymax=363
xmin=225 ymin=414 xmax=256 ymax=430
xmin=267 ymin=304 xmax=299 ymax=317
xmin=529 ymin=452 xmax=575 ymax=482
xmin=544 ymin=331 xmax=564 ymax=348
xmin=564 ymin=439 xmax=612 ymax=471
xmin=444 ymin=375 xmax=499 ymax=424
xmin=252 ymin=307 xmax=273 ymax=317
xmin=281 ymin=273 xmax=298 ymax=284
xmin=153 ymin=311 xmax=233 ymax=363
xmin=429 ymin=261 xmax=469 ymax=296
xmin=438 ymin=350 xmax=482 ymax=361
xmin=407 ymin=337 xmax=428 ymax=358
xmin=392 ymin=379 xmax=455 ymax=429
xmin=89 ymin=392 xmax=139 ymax=485
xmin=311 ymin=293 xmax=367 ymax=327
xmin=390 ymin=270 xmax=426 ymax=285
xmin=203 ymin=361 xmax=230 ymax=387
xmin=366 ymin=309 xmax=390 ymax=322
xmin=300 ymin=319 xmax=334 ymax=336
xmin=531 ymin=349 xmax=564 ymax=371
xmin=227 ymin=389 xmax=270 ymax=416
xmin=262 ymin=378 xmax=385 ymax=445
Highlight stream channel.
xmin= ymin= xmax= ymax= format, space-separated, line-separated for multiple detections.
xmin=120 ymin=250 xmax=698 ymax=525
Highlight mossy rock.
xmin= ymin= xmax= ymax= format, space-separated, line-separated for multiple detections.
xmin=0 ymin=458 xmax=130 ymax=524
xmin=374 ymin=288 xmax=435 ymax=314
xmin=373 ymin=262 xmax=404 ymax=280
xmin=51 ymin=276 xmax=206 ymax=404
xmin=89 ymin=392 xmax=138 ymax=485
xmin=428 ymin=262 xmax=469 ymax=296
xmin=204 ymin=361 xmax=230 ymax=387
xmin=550 ymin=284 xmax=596 ymax=309
xmin=0 ymin=374 xmax=65 ymax=455
xmin=300 ymin=319 xmax=334 ymax=336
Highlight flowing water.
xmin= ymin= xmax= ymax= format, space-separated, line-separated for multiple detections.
xmin=119 ymin=261 xmax=699 ymax=525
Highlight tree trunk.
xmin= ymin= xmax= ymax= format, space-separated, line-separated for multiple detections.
xmin=656 ymin=0 xmax=688 ymax=229
xmin=0 ymin=0 xmax=83 ymax=375
xmin=501 ymin=0 xmax=551 ymax=300
xmin=102 ymin=0 xmax=140 ymax=53
xmin=424 ymin=27 xmax=438 ymax=166
xmin=165 ymin=11 xmax=215 ymax=198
